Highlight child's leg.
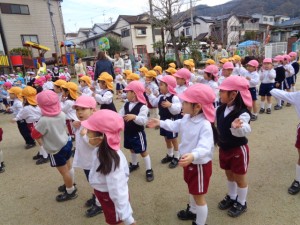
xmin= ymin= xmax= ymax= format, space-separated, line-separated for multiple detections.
xmin=171 ymin=138 xmax=179 ymax=158
xmin=56 ymin=163 xmax=74 ymax=189
xmin=130 ymin=149 xmax=138 ymax=166
xmin=260 ymin=96 xmax=265 ymax=110
xmin=233 ymin=173 xmax=248 ymax=205
xmin=266 ymin=96 xmax=272 ymax=110
xmin=193 ymin=195 xmax=208 ymax=225
xmin=252 ymin=100 xmax=257 ymax=114
xmin=141 ymin=151 xmax=154 ymax=182
xmin=288 ymin=148 xmax=300 ymax=195
xmin=225 ymin=170 xmax=238 ymax=200
xmin=0 ymin=149 xmax=4 ymax=173
xmin=17 ymin=120 xmax=36 ymax=147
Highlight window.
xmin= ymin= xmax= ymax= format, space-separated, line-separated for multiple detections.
xmin=136 ymin=28 xmax=147 ymax=36
xmin=269 ymin=18 xmax=273 ymax=22
xmin=21 ymin=35 xmax=39 ymax=44
xmin=263 ymin=17 xmax=268 ymax=22
xmin=121 ymin=29 xmax=130 ymax=38
xmin=185 ymin=27 xmax=191 ymax=36
xmin=0 ymin=3 xmax=29 ymax=15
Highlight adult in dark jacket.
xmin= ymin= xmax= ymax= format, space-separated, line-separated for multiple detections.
xmin=94 ymin=51 xmax=115 ymax=81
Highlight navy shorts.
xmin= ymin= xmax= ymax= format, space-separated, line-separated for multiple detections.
xmin=124 ymin=131 xmax=147 ymax=154
xmin=284 ymin=77 xmax=293 ymax=90
xmin=249 ymin=87 xmax=257 ymax=101
xmin=160 ymin=128 xmax=178 ymax=139
xmin=49 ymin=139 xmax=73 ymax=167
xmin=292 ymin=74 xmax=297 ymax=85
xmin=116 ymin=83 xmax=123 ymax=90
xmin=259 ymin=83 xmax=274 ymax=96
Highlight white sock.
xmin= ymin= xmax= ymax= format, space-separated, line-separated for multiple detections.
xmin=0 ymin=149 xmax=3 ymax=163
xmin=237 ymin=186 xmax=248 ymax=205
xmin=174 ymin=150 xmax=180 ymax=159
xmin=131 ymin=153 xmax=138 ymax=165
xmin=189 ymin=195 xmax=197 ymax=213
xmin=227 ymin=181 xmax=237 ymax=200
xmin=267 ymin=103 xmax=272 ymax=109
xmin=195 ymin=204 xmax=208 ymax=225
xmin=296 ymin=164 xmax=300 ymax=182
xmin=292 ymin=86 xmax=296 ymax=92
xmin=39 ymin=146 xmax=48 ymax=159
xmin=95 ymin=197 xmax=101 ymax=207
xmin=260 ymin=102 xmax=265 ymax=109
xmin=167 ymin=148 xmax=174 ymax=157
xmin=66 ymin=185 xmax=75 ymax=194
xmin=69 ymin=168 xmax=75 ymax=184
xmin=276 ymin=98 xmax=282 ymax=106
xmin=143 ymin=155 xmax=152 ymax=170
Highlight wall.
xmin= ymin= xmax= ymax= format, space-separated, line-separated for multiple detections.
xmin=227 ymin=16 xmax=240 ymax=46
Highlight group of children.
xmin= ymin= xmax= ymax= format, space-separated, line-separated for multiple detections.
xmin=0 ymin=51 xmax=299 ymax=225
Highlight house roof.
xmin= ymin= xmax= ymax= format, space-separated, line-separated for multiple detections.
xmin=276 ymin=17 xmax=300 ymax=28
xmin=195 ymin=32 xmax=208 ymax=41
xmin=78 ymin=28 xmax=91 ymax=33
xmin=106 ymin=13 xmax=150 ymax=31
xmin=66 ymin=33 xmax=77 ymax=37
xmin=81 ymin=31 xmax=120 ymax=44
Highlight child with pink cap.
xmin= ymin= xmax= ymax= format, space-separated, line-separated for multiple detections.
xmin=33 ymin=78 xmax=44 ymax=93
xmin=244 ymin=59 xmax=260 ymax=121
xmin=173 ymin=68 xmax=191 ymax=94
xmin=147 ymin=75 xmax=182 ymax=168
xmin=2 ymin=82 xmax=12 ymax=113
xmin=148 ymin=83 xmax=218 ymax=225
xmin=273 ymin=55 xmax=285 ymax=110
xmin=258 ymin=58 xmax=276 ymax=114
xmin=282 ymin=55 xmax=295 ymax=106
xmin=218 ymin=62 xmax=235 ymax=86
xmin=81 ymin=110 xmax=136 ymax=225
xmin=216 ymin=75 xmax=252 ymax=218
xmin=42 ymin=74 xmax=54 ymax=90
xmin=119 ymin=81 xmax=154 ymax=182
xmin=63 ymin=67 xmax=71 ymax=81
xmin=31 ymin=90 xmax=76 ymax=202
xmin=71 ymin=96 xmax=102 ymax=217
xmin=289 ymin=52 xmax=299 ymax=92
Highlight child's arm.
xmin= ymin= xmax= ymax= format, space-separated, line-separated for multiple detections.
xmin=269 ymin=69 xmax=276 ymax=80
xmin=94 ymin=91 xmax=113 ymax=105
xmin=164 ymin=96 xmax=182 ymax=115
xmin=147 ymin=94 xmax=160 ymax=108
xmin=270 ymin=89 xmax=300 ymax=105
xmin=148 ymin=116 xmax=182 ymax=133
xmin=230 ymin=113 xmax=251 ymax=137
xmin=249 ymin=72 xmax=260 ymax=86
xmin=124 ymin=105 xmax=148 ymax=126
xmin=11 ymin=107 xmax=29 ymax=122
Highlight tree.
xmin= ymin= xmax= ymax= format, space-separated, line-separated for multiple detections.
xmin=106 ymin=36 xmax=123 ymax=56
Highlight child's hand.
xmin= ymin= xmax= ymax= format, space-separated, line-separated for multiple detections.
xmin=145 ymin=88 xmax=151 ymax=95
xmin=161 ymin=100 xmax=172 ymax=108
xmin=245 ymin=76 xmax=251 ymax=80
xmin=73 ymin=121 xmax=81 ymax=129
xmin=232 ymin=118 xmax=243 ymax=128
xmin=80 ymin=128 xmax=87 ymax=136
xmin=123 ymin=114 xmax=136 ymax=122
xmin=179 ymin=153 xmax=194 ymax=167
xmin=147 ymin=118 xmax=160 ymax=128
xmin=90 ymin=86 xmax=95 ymax=92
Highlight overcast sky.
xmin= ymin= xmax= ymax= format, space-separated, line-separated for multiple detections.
xmin=61 ymin=0 xmax=231 ymax=33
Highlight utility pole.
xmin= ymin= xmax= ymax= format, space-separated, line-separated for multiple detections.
xmin=47 ymin=0 xmax=59 ymax=55
xmin=149 ymin=0 xmax=156 ymax=44
xmin=221 ymin=5 xmax=224 ymax=44
xmin=190 ymin=0 xmax=194 ymax=41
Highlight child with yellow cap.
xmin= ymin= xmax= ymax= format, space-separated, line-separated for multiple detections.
xmin=138 ymin=67 xmax=148 ymax=85
xmin=93 ymin=72 xmax=117 ymax=112
xmin=232 ymin=55 xmax=247 ymax=76
xmin=183 ymin=60 xmax=196 ymax=84
xmin=145 ymin=70 xmax=159 ymax=119
xmin=153 ymin=65 xmax=163 ymax=82
xmin=79 ymin=75 xmax=93 ymax=97
xmin=53 ymin=79 xmax=68 ymax=101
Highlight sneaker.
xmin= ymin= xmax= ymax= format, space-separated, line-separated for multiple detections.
xmin=266 ymin=108 xmax=271 ymax=114
xmin=274 ymin=105 xmax=282 ymax=110
xmin=227 ymin=202 xmax=247 ymax=217
xmin=286 ymin=103 xmax=291 ymax=107
xmin=1 ymin=162 xmax=5 ymax=168
xmin=58 ymin=183 xmax=76 ymax=192
xmin=259 ymin=108 xmax=265 ymax=114
xmin=0 ymin=166 xmax=4 ymax=173
xmin=56 ymin=187 xmax=78 ymax=202
xmin=146 ymin=169 xmax=154 ymax=182
xmin=288 ymin=180 xmax=300 ymax=195
xmin=32 ymin=153 xmax=42 ymax=160
xmin=129 ymin=162 xmax=139 ymax=173
xmin=169 ymin=158 xmax=179 ymax=168
xmin=250 ymin=114 xmax=257 ymax=121
xmin=218 ymin=195 xmax=235 ymax=210
xmin=85 ymin=205 xmax=103 ymax=217
xmin=161 ymin=154 xmax=173 ymax=164
xmin=25 ymin=143 xmax=36 ymax=149
xmin=36 ymin=157 xmax=49 ymax=165
xmin=85 ymin=194 xmax=96 ymax=207
xmin=177 ymin=204 xmax=196 ymax=221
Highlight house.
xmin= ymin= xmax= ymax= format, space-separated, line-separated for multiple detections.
xmin=252 ymin=13 xmax=275 ymax=26
xmin=271 ymin=17 xmax=300 ymax=42
xmin=0 ymin=0 xmax=65 ymax=57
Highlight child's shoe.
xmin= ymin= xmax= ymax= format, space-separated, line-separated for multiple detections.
xmin=218 ymin=195 xmax=235 ymax=210
xmin=288 ymin=180 xmax=300 ymax=195
xmin=266 ymin=108 xmax=271 ymax=114
xmin=177 ymin=204 xmax=196 ymax=220
xmin=32 ymin=152 xmax=42 ymax=160
xmin=227 ymin=202 xmax=247 ymax=217
xmin=169 ymin=158 xmax=179 ymax=168
xmin=129 ymin=162 xmax=139 ymax=173
xmin=0 ymin=166 xmax=4 ymax=173
xmin=56 ymin=187 xmax=78 ymax=202
xmin=286 ymin=103 xmax=291 ymax=107
xmin=250 ymin=114 xmax=257 ymax=121
xmin=274 ymin=105 xmax=282 ymax=110
xmin=85 ymin=205 xmax=103 ymax=217
xmin=259 ymin=108 xmax=265 ymax=114
xmin=146 ymin=169 xmax=154 ymax=182
xmin=85 ymin=194 xmax=96 ymax=207
xmin=58 ymin=183 xmax=76 ymax=192
xmin=25 ymin=143 xmax=36 ymax=149
xmin=161 ymin=154 xmax=173 ymax=164
xmin=36 ymin=157 xmax=49 ymax=165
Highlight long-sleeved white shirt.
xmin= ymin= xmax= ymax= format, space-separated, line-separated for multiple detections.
xmin=145 ymin=82 xmax=159 ymax=97
xmin=89 ymin=149 xmax=134 ymax=225
xmin=148 ymin=93 xmax=182 ymax=115
xmin=43 ymin=81 xmax=54 ymax=90
xmin=107 ymin=55 xmax=124 ymax=70
xmin=259 ymin=69 xmax=276 ymax=83
xmin=94 ymin=89 xmax=113 ymax=105
xmin=119 ymin=102 xmax=148 ymax=126
xmin=232 ymin=65 xmax=247 ymax=76
xmin=11 ymin=99 xmax=23 ymax=117
xmin=14 ymin=105 xmax=41 ymax=123
xmin=243 ymin=71 xmax=259 ymax=88
xmin=284 ymin=63 xmax=295 ymax=78
xmin=124 ymin=59 xmax=132 ymax=71
xmin=175 ymin=85 xmax=187 ymax=95
xmin=160 ymin=114 xmax=214 ymax=164
xmin=60 ymin=99 xmax=79 ymax=121
xmin=80 ymin=86 xmax=93 ymax=97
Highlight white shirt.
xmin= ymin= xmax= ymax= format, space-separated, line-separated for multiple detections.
xmin=145 ymin=82 xmax=159 ymax=97
xmin=175 ymin=85 xmax=187 ymax=95
xmin=11 ymin=99 xmax=23 ymax=116
xmin=73 ymin=126 xmax=98 ymax=170
xmin=232 ymin=65 xmax=247 ymax=76
xmin=94 ymin=89 xmax=113 ymax=105
xmin=80 ymin=86 xmax=93 ymax=97
xmin=115 ymin=74 xmax=123 ymax=85
xmin=124 ymin=59 xmax=132 ymax=71
xmin=243 ymin=71 xmax=259 ymax=88
xmin=60 ymin=99 xmax=79 ymax=121
xmin=43 ymin=81 xmax=54 ymax=90
xmin=64 ymin=72 xmax=71 ymax=81
xmin=107 ymin=56 xmax=124 ymax=70
xmin=259 ymin=69 xmax=276 ymax=83
xmin=284 ymin=63 xmax=295 ymax=78
xmin=119 ymin=102 xmax=148 ymax=126
xmin=148 ymin=93 xmax=182 ymax=115
xmin=160 ymin=114 xmax=214 ymax=164
xmin=89 ymin=149 xmax=134 ymax=225
xmin=14 ymin=105 xmax=41 ymax=123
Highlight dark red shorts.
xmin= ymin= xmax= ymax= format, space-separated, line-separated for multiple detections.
xmin=295 ymin=124 xmax=300 ymax=149
xmin=219 ymin=145 xmax=249 ymax=175
xmin=94 ymin=190 xmax=122 ymax=225
xmin=183 ymin=161 xmax=212 ymax=195
xmin=66 ymin=120 xmax=74 ymax=136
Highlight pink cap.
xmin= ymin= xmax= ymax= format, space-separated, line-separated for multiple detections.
xmin=45 ymin=74 xmax=52 ymax=79
xmin=115 ymin=67 xmax=121 ymax=73
xmin=124 ymin=81 xmax=146 ymax=104
xmin=3 ymin=82 xmax=12 ymax=88
xmin=247 ymin=60 xmax=259 ymax=68
xmin=78 ymin=74 xmax=84 ymax=78
xmin=59 ymin=75 xmax=67 ymax=81
xmin=88 ymin=71 xmax=94 ymax=76
xmin=173 ymin=68 xmax=191 ymax=86
xmin=263 ymin=58 xmax=272 ymax=63
xmin=283 ymin=54 xmax=291 ymax=62
xmin=9 ymin=74 xmax=15 ymax=77
xmin=289 ymin=52 xmax=297 ymax=57
xmin=37 ymin=90 xmax=61 ymax=117
xmin=158 ymin=75 xmax=177 ymax=95
xmin=178 ymin=83 xmax=216 ymax=122
xmin=273 ymin=55 xmax=284 ymax=62
xmin=81 ymin=109 xmax=124 ymax=151
xmin=73 ymin=95 xmax=96 ymax=109
xmin=204 ymin=65 xmax=219 ymax=77
xmin=40 ymin=76 xmax=46 ymax=82
xmin=222 ymin=62 xmax=234 ymax=70
xmin=218 ymin=76 xmax=252 ymax=107
xmin=34 ymin=78 xmax=44 ymax=86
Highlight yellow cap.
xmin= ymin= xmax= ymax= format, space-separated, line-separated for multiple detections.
xmin=22 ymin=86 xmax=37 ymax=105
xmin=123 ymin=70 xmax=132 ymax=77
xmin=228 ymin=57 xmax=234 ymax=62
xmin=127 ymin=73 xmax=140 ymax=81
xmin=145 ymin=70 xmax=157 ymax=78
xmin=219 ymin=58 xmax=229 ymax=64
xmin=98 ymin=72 xmax=113 ymax=90
xmin=183 ymin=60 xmax=192 ymax=66
xmin=168 ymin=62 xmax=176 ymax=69
xmin=8 ymin=87 xmax=23 ymax=101
xmin=188 ymin=59 xmax=194 ymax=63
xmin=79 ymin=75 xmax=91 ymax=87
xmin=61 ymin=82 xmax=78 ymax=100
xmin=233 ymin=55 xmax=241 ymax=61
xmin=54 ymin=79 xmax=67 ymax=87
xmin=165 ymin=67 xmax=177 ymax=75
xmin=139 ymin=67 xmax=148 ymax=73
xmin=205 ymin=59 xmax=216 ymax=65
xmin=153 ymin=66 xmax=162 ymax=74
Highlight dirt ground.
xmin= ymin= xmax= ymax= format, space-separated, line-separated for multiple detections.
xmin=1 ymin=87 xmax=300 ymax=225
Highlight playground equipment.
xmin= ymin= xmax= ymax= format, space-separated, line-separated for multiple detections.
xmin=60 ymin=41 xmax=76 ymax=66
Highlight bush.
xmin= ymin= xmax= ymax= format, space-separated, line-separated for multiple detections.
xmin=9 ymin=47 xmax=31 ymax=56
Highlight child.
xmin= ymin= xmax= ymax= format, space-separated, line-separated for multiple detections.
xmin=33 ymin=78 xmax=45 ymax=93
xmin=72 ymin=96 xmax=102 ymax=217
xmin=0 ymin=128 xmax=4 ymax=173
xmin=52 ymin=67 xmax=60 ymax=81
xmin=273 ymin=55 xmax=286 ymax=110
xmin=93 ymin=72 xmax=117 ymax=112
xmin=15 ymin=77 xmax=26 ymax=89
xmin=144 ymin=70 xmax=159 ymax=119
xmin=26 ymin=72 xmax=36 ymax=86
xmin=119 ymin=81 xmax=154 ymax=181
xmin=244 ymin=60 xmax=259 ymax=121
xmin=218 ymin=58 xmax=228 ymax=77
xmin=289 ymin=52 xmax=299 ymax=92
xmin=153 ymin=65 xmax=163 ymax=81
xmin=115 ymin=68 xmax=124 ymax=97
xmin=258 ymin=58 xmax=276 ymax=114
xmin=168 ymin=62 xmax=176 ymax=69
xmin=147 ymin=75 xmax=182 ymax=168
xmin=282 ymin=55 xmax=295 ymax=104
xmin=270 ymin=88 xmax=300 ymax=195
xmin=202 ymin=65 xmax=219 ymax=107
xmin=43 ymin=74 xmax=54 ymax=91
xmin=165 ymin=67 xmax=177 ymax=76
xmin=64 ymin=68 xmax=71 ymax=81
xmin=173 ymin=68 xmax=191 ymax=95
xmin=79 ymin=75 xmax=93 ymax=96
xmin=147 ymin=83 xmax=217 ymax=225
xmin=53 ymin=79 xmax=68 ymax=101
xmin=138 ymin=67 xmax=148 ymax=85
xmin=218 ymin=62 xmax=234 ymax=86
xmin=82 ymin=110 xmax=136 ymax=225
xmin=8 ymin=87 xmax=36 ymax=149
xmin=3 ymin=82 xmax=12 ymax=113
xmin=232 ymin=55 xmax=247 ymax=76
xmin=183 ymin=60 xmax=195 ymax=84
xmin=31 ymin=90 xmax=75 ymax=202
xmin=217 ymin=75 xmax=252 ymax=218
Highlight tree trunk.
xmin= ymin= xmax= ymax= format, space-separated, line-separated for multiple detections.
xmin=170 ymin=27 xmax=181 ymax=67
